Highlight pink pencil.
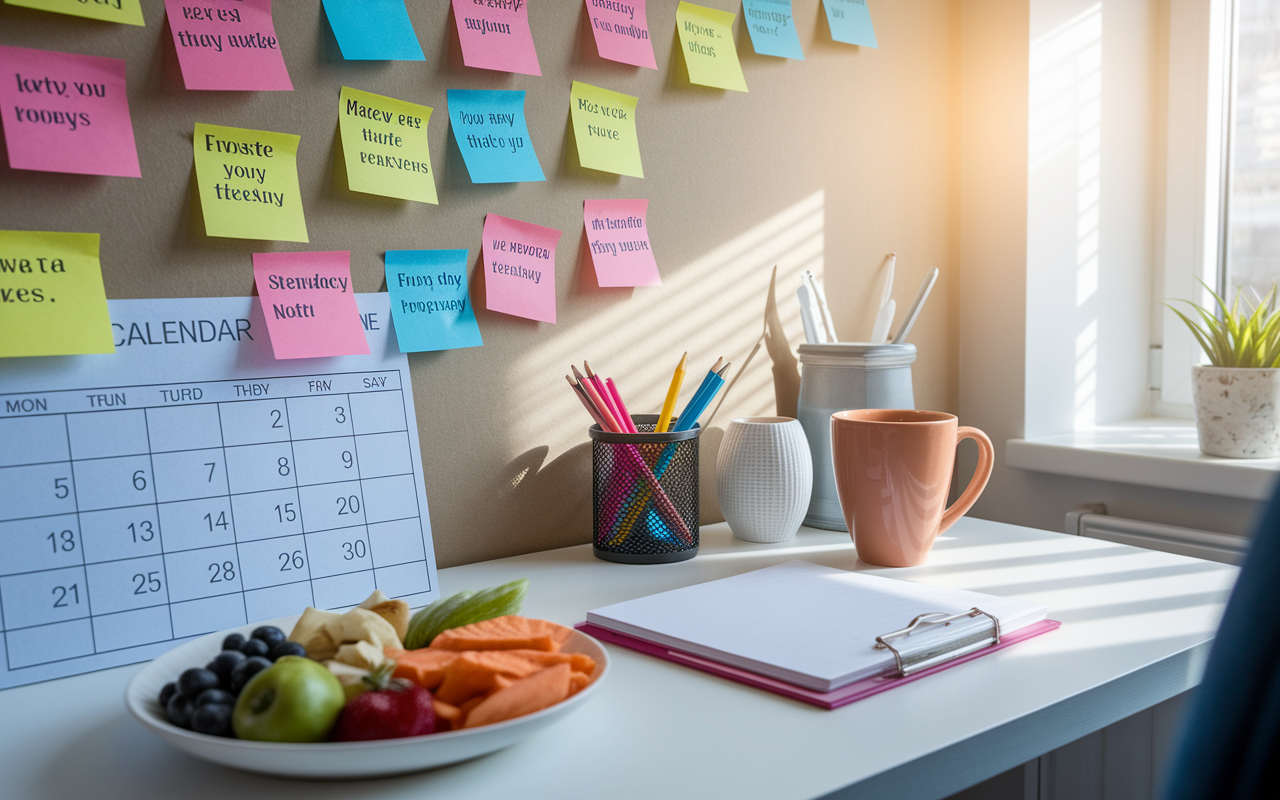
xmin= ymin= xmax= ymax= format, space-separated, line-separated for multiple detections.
xmin=584 ymin=362 xmax=623 ymax=426
xmin=576 ymin=368 xmax=623 ymax=433
xmin=566 ymin=375 xmax=609 ymax=430
xmin=605 ymin=377 xmax=639 ymax=433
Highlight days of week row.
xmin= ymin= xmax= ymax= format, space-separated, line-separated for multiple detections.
xmin=0 ymin=390 xmax=409 ymax=470
xmin=0 ymin=371 xmax=403 ymax=420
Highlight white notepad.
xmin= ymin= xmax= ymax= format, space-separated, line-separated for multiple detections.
xmin=585 ymin=561 xmax=1049 ymax=692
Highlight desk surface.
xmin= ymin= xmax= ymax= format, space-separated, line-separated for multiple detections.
xmin=0 ymin=518 xmax=1237 ymax=800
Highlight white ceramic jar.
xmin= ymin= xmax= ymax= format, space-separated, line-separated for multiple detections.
xmin=716 ymin=417 xmax=813 ymax=543
xmin=1191 ymin=365 xmax=1280 ymax=458
xmin=796 ymin=343 xmax=916 ymax=531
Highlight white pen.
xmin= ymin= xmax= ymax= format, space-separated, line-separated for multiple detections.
xmin=893 ymin=267 xmax=940 ymax=344
xmin=809 ymin=272 xmax=838 ymax=343
xmin=880 ymin=253 xmax=896 ymax=309
xmin=797 ymin=284 xmax=819 ymax=344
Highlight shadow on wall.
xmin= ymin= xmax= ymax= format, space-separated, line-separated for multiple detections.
xmin=446 ymin=192 xmax=823 ymax=564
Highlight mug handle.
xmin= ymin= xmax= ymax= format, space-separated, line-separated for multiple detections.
xmin=938 ymin=426 xmax=994 ymax=535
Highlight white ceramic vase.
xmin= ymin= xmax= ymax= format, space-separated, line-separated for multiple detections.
xmin=1191 ymin=365 xmax=1280 ymax=458
xmin=716 ymin=417 xmax=814 ymax=543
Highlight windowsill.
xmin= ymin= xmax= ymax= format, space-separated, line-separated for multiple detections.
xmin=1006 ymin=418 xmax=1279 ymax=501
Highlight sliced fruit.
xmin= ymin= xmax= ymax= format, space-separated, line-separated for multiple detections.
xmin=288 ymin=607 xmax=343 ymax=661
xmin=387 ymin=648 xmax=458 ymax=690
xmin=360 ymin=590 xmax=411 ymax=641
xmin=456 ymin=694 xmax=486 ymax=726
xmin=433 ymin=651 xmax=546 ymax=706
xmin=432 ymin=698 xmax=463 ymax=731
xmin=325 ymin=659 xmax=372 ymax=701
xmin=322 ymin=607 xmax=402 ymax=652
xmin=463 ymin=663 xmax=573 ymax=729
xmin=498 ymin=649 xmax=596 ymax=674
xmin=430 ymin=615 xmax=571 ymax=653
xmin=403 ymin=589 xmax=475 ymax=650
xmin=569 ymin=671 xmax=592 ymax=696
xmin=404 ymin=579 xmax=528 ymax=650
xmin=333 ymin=640 xmax=385 ymax=671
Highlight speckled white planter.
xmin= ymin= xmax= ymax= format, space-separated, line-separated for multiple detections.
xmin=716 ymin=417 xmax=813 ymax=543
xmin=1191 ymin=366 xmax=1280 ymax=458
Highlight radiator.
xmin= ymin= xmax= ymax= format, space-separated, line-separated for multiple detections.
xmin=1065 ymin=504 xmax=1248 ymax=565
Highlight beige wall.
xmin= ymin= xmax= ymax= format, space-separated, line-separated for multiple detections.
xmin=0 ymin=0 xmax=960 ymax=566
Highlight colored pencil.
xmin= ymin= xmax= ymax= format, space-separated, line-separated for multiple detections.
xmin=674 ymin=373 xmax=724 ymax=432
xmin=606 ymin=378 xmax=638 ymax=433
xmin=673 ymin=358 xmax=723 ymax=431
xmin=656 ymin=352 xmax=687 ymax=433
xmin=569 ymin=371 xmax=692 ymax=541
xmin=576 ymin=368 xmax=622 ymax=433
xmin=583 ymin=362 xmax=622 ymax=427
xmin=567 ymin=375 xmax=609 ymax=430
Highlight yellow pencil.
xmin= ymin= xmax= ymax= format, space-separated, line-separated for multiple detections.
xmin=656 ymin=352 xmax=687 ymax=433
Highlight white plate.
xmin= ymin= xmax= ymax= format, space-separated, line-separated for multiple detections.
xmin=125 ymin=615 xmax=608 ymax=779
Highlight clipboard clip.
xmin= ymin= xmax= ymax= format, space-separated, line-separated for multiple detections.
xmin=873 ymin=607 xmax=1002 ymax=678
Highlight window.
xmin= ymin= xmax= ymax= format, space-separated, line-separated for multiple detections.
xmin=1224 ymin=0 xmax=1280 ymax=300
xmin=1161 ymin=0 xmax=1280 ymax=413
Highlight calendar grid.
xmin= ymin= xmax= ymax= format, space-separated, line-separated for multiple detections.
xmin=139 ymin=405 xmax=178 ymax=645
xmin=212 ymin=401 xmax=255 ymax=628
xmin=346 ymin=395 xmax=377 ymax=579
xmin=63 ymin=413 xmax=95 ymax=659
xmin=277 ymin=398 xmax=317 ymax=609
xmin=0 ymin=368 xmax=434 ymax=680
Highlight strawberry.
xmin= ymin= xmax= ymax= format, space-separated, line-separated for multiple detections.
xmin=330 ymin=662 xmax=437 ymax=741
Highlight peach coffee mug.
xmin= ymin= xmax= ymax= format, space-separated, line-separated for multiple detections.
xmin=831 ymin=409 xmax=994 ymax=567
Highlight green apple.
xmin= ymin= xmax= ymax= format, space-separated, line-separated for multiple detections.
xmin=232 ymin=656 xmax=345 ymax=742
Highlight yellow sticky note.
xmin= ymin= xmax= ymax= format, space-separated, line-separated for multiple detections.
xmin=5 ymin=0 xmax=145 ymax=26
xmin=0 ymin=230 xmax=114 ymax=358
xmin=675 ymin=1 xmax=748 ymax=93
xmin=193 ymin=123 xmax=308 ymax=243
xmin=569 ymin=81 xmax=643 ymax=178
xmin=338 ymin=86 xmax=437 ymax=204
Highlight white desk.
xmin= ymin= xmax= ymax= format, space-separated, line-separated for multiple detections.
xmin=0 ymin=518 xmax=1237 ymax=800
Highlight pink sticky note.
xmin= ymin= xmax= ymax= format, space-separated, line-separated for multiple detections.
xmin=483 ymin=214 xmax=560 ymax=324
xmin=164 ymin=0 xmax=292 ymax=91
xmin=584 ymin=0 xmax=656 ymax=69
xmin=584 ymin=199 xmax=661 ymax=287
xmin=0 ymin=46 xmax=140 ymax=177
xmin=451 ymin=0 xmax=541 ymax=77
xmin=252 ymin=251 xmax=370 ymax=359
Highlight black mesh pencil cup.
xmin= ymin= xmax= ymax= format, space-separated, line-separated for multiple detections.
xmin=590 ymin=414 xmax=700 ymax=563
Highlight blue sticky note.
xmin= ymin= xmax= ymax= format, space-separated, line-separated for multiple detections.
xmin=447 ymin=89 xmax=546 ymax=184
xmin=323 ymin=0 xmax=426 ymax=61
xmin=822 ymin=0 xmax=878 ymax=48
xmin=743 ymin=0 xmax=805 ymax=60
xmin=385 ymin=249 xmax=484 ymax=352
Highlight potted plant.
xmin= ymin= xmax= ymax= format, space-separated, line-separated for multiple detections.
xmin=1169 ymin=282 xmax=1280 ymax=458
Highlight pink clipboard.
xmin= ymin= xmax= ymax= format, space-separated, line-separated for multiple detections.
xmin=576 ymin=619 xmax=1061 ymax=710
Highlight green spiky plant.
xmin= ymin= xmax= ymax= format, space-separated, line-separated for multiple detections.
xmin=1167 ymin=280 xmax=1280 ymax=369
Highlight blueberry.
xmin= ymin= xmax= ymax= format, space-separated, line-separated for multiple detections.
xmin=206 ymin=649 xmax=246 ymax=684
xmin=222 ymin=632 xmax=247 ymax=652
xmin=240 ymin=638 xmax=269 ymax=659
xmin=194 ymin=688 xmax=236 ymax=708
xmin=158 ymin=681 xmax=178 ymax=709
xmin=178 ymin=667 xmax=220 ymax=698
xmin=229 ymin=655 xmax=272 ymax=694
xmin=269 ymin=641 xmax=306 ymax=661
xmin=190 ymin=703 xmax=234 ymax=737
xmin=251 ymin=626 xmax=286 ymax=649
xmin=166 ymin=694 xmax=195 ymax=729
